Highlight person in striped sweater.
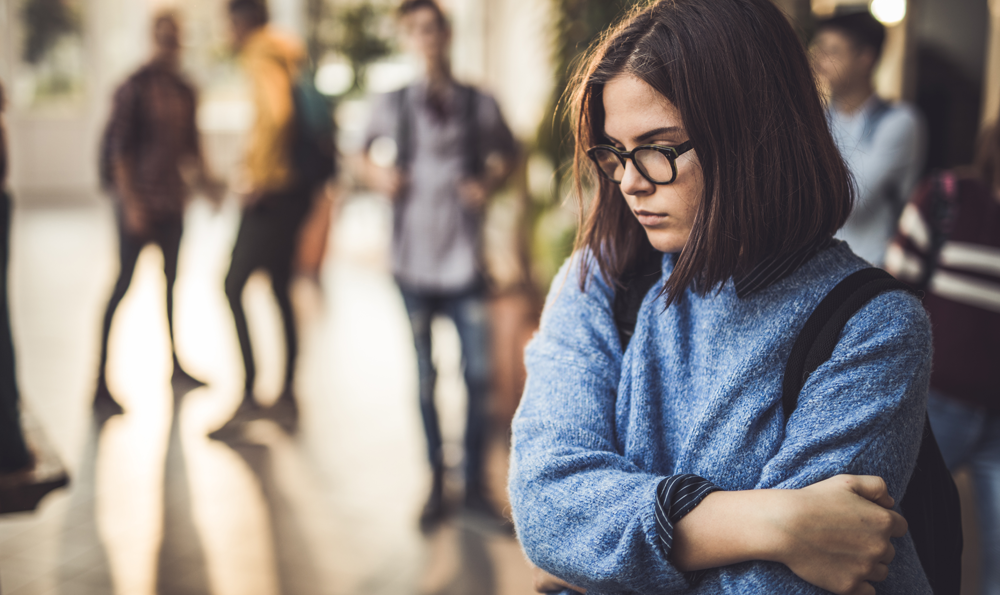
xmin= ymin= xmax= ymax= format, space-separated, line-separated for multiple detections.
xmin=885 ymin=111 xmax=1000 ymax=595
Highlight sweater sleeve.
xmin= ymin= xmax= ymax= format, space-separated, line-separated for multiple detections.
xmin=508 ymin=255 xmax=698 ymax=594
xmin=700 ymin=289 xmax=933 ymax=594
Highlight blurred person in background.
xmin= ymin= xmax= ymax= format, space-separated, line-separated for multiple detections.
xmin=215 ymin=0 xmax=328 ymax=436
xmin=94 ymin=11 xmax=223 ymax=415
xmin=0 ymin=79 xmax=32 ymax=473
xmin=812 ymin=10 xmax=925 ymax=266
xmin=362 ymin=0 xmax=517 ymax=529
xmin=886 ymin=109 xmax=1000 ymax=595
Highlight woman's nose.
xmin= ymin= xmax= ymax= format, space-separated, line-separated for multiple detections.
xmin=619 ymin=160 xmax=653 ymax=196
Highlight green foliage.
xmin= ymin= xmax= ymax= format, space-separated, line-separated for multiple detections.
xmin=536 ymin=0 xmax=646 ymax=192
xmin=526 ymin=0 xmax=644 ymax=291
xmin=335 ymin=3 xmax=394 ymax=93
xmin=21 ymin=0 xmax=81 ymax=65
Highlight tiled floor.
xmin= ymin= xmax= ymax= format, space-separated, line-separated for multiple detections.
xmin=0 ymin=194 xmax=535 ymax=595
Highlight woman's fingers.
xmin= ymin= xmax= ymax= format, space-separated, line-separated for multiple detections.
xmin=888 ymin=510 xmax=908 ymax=538
xmin=780 ymin=475 xmax=909 ymax=593
xmin=840 ymin=474 xmax=895 ymax=509
xmin=846 ymin=582 xmax=877 ymax=595
xmin=868 ymin=562 xmax=891 ymax=583
xmin=532 ymin=567 xmax=586 ymax=593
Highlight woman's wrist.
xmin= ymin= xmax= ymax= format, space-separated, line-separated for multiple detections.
xmin=671 ymin=488 xmax=797 ymax=571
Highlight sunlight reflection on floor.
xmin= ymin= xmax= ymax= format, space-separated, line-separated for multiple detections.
xmin=0 ymin=194 xmax=534 ymax=595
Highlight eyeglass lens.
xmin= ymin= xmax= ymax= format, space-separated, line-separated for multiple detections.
xmin=592 ymin=148 xmax=676 ymax=183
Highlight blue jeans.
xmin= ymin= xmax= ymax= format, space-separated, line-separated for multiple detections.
xmin=928 ymin=390 xmax=1000 ymax=595
xmin=400 ymin=286 xmax=491 ymax=494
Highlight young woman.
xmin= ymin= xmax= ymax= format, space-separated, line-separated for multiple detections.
xmin=508 ymin=1 xmax=932 ymax=593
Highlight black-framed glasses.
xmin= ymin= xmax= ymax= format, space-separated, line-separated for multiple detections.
xmin=586 ymin=141 xmax=694 ymax=185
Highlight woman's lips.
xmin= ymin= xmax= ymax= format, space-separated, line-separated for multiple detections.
xmin=634 ymin=209 xmax=668 ymax=226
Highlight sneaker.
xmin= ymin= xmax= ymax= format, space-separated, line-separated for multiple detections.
xmin=267 ymin=389 xmax=299 ymax=433
xmin=462 ymin=490 xmax=514 ymax=536
xmin=92 ymin=379 xmax=124 ymax=418
xmin=419 ymin=464 xmax=448 ymax=533
xmin=208 ymin=396 xmax=262 ymax=442
xmin=171 ymin=364 xmax=207 ymax=389
xmin=419 ymin=491 xmax=449 ymax=533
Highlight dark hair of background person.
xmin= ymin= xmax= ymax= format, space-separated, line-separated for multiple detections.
xmin=0 ymin=80 xmax=7 ymax=188
xmin=153 ymin=10 xmax=180 ymax=43
xmin=228 ymin=0 xmax=270 ymax=28
xmin=974 ymin=106 xmax=1000 ymax=194
xmin=568 ymin=0 xmax=854 ymax=305
xmin=397 ymin=0 xmax=449 ymax=30
xmin=815 ymin=10 xmax=887 ymax=61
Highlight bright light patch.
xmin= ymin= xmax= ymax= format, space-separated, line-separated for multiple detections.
xmin=315 ymin=62 xmax=354 ymax=96
xmin=870 ymin=0 xmax=906 ymax=25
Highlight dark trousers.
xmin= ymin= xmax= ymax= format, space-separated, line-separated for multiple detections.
xmin=0 ymin=190 xmax=29 ymax=471
xmin=225 ymin=190 xmax=311 ymax=394
xmin=399 ymin=285 xmax=491 ymax=493
xmin=97 ymin=207 xmax=184 ymax=382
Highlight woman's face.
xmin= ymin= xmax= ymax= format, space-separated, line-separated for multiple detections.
xmin=601 ymin=73 xmax=703 ymax=253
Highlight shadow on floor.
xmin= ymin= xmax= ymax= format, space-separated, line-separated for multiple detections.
xmin=156 ymin=383 xmax=212 ymax=595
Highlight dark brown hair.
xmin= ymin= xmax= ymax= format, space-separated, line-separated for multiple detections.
xmin=0 ymin=79 xmax=7 ymax=188
xmin=816 ymin=11 xmax=887 ymax=61
xmin=974 ymin=105 xmax=1000 ymax=194
xmin=570 ymin=0 xmax=853 ymax=304
xmin=228 ymin=0 xmax=269 ymax=28
xmin=398 ymin=0 xmax=449 ymax=30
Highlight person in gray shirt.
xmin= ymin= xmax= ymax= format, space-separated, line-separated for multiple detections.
xmin=362 ymin=0 xmax=517 ymax=530
xmin=812 ymin=10 xmax=925 ymax=266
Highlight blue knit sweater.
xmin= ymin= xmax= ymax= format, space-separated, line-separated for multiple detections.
xmin=508 ymin=242 xmax=933 ymax=594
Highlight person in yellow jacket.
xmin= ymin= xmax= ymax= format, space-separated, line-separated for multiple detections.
xmin=213 ymin=0 xmax=313 ymax=438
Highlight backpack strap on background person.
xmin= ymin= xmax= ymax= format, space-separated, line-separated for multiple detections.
xmin=457 ymin=84 xmax=482 ymax=179
xmin=860 ymin=97 xmax=891 ymax=147
xmin=782 ymin=267 xmax=962 ymax=595
xmin=394 ymin=86 xmax=412 ymax=171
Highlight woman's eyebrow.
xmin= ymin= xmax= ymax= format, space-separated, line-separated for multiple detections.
xmin=635 ymin=126 xmax=685 ymax=143
xmin=602 ymin=126 xmax=686 ymax=145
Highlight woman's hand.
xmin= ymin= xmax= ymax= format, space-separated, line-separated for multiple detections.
xmin=769 ymin=475 xmax=907 ymax=595
xmin=532 ymin=566 xmax=586 ymax=593
xmin=673 ymin=474 xmax=906 ymax=595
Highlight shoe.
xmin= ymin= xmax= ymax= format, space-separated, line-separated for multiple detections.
xmin=462 ymin=490 xmax=514 ymax=536
xmin=92 ymin=379 xmax=124 ymax=418
xmin=266 ymin=387 xmax=299 ymax=433
xmin=419 ymin=491 xmax=449 ymax=533
xmin=419 ymin=464 xmax=448 ymax=533
xmin=208 ymin=396 xmax=262 ymax=442
xmin=171 ymin=364 xmax=207 ymax=389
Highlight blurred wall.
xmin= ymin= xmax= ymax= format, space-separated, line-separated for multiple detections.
xmin=984 ymin=0 xmax=1000 ymax=127
xmin=2 ymin=0 xmax=553 ymax=204
xmin=446 ymin=0 xmax=555 ymax=141
xmin=2 ymin=0 xmax=153 ymax=204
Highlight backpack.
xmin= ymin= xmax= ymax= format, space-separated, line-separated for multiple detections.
xmin=290 ymin=68 xmax=338 ymax=191
xmin=613 ymin=264 xmax=962 ymax=595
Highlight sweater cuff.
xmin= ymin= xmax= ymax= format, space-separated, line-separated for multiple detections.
xmin=653 ymin=474 xmax=720 ymax=573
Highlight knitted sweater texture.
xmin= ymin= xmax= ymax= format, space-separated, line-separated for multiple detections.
xmin=509 ymin=242 xmax=933 ymax=594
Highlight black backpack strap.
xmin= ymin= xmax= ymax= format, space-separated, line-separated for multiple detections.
xmin=782 ymin=267 xmax=962 ymax=594
xmin=782 ymin=268 xmax=917 ymax=420
xmin=394 ymin=86 xmax=411 ymax=170
xmin=860 ymin=97 xmax=891 ymax=147
xmin=613 ymin=250 xmax=663 ymax=350
xmin=458 ymin=84 xmax=483 ymax=178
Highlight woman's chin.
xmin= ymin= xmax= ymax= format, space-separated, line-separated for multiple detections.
xmin=644 ymin=228 xmax=688 ymax=254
